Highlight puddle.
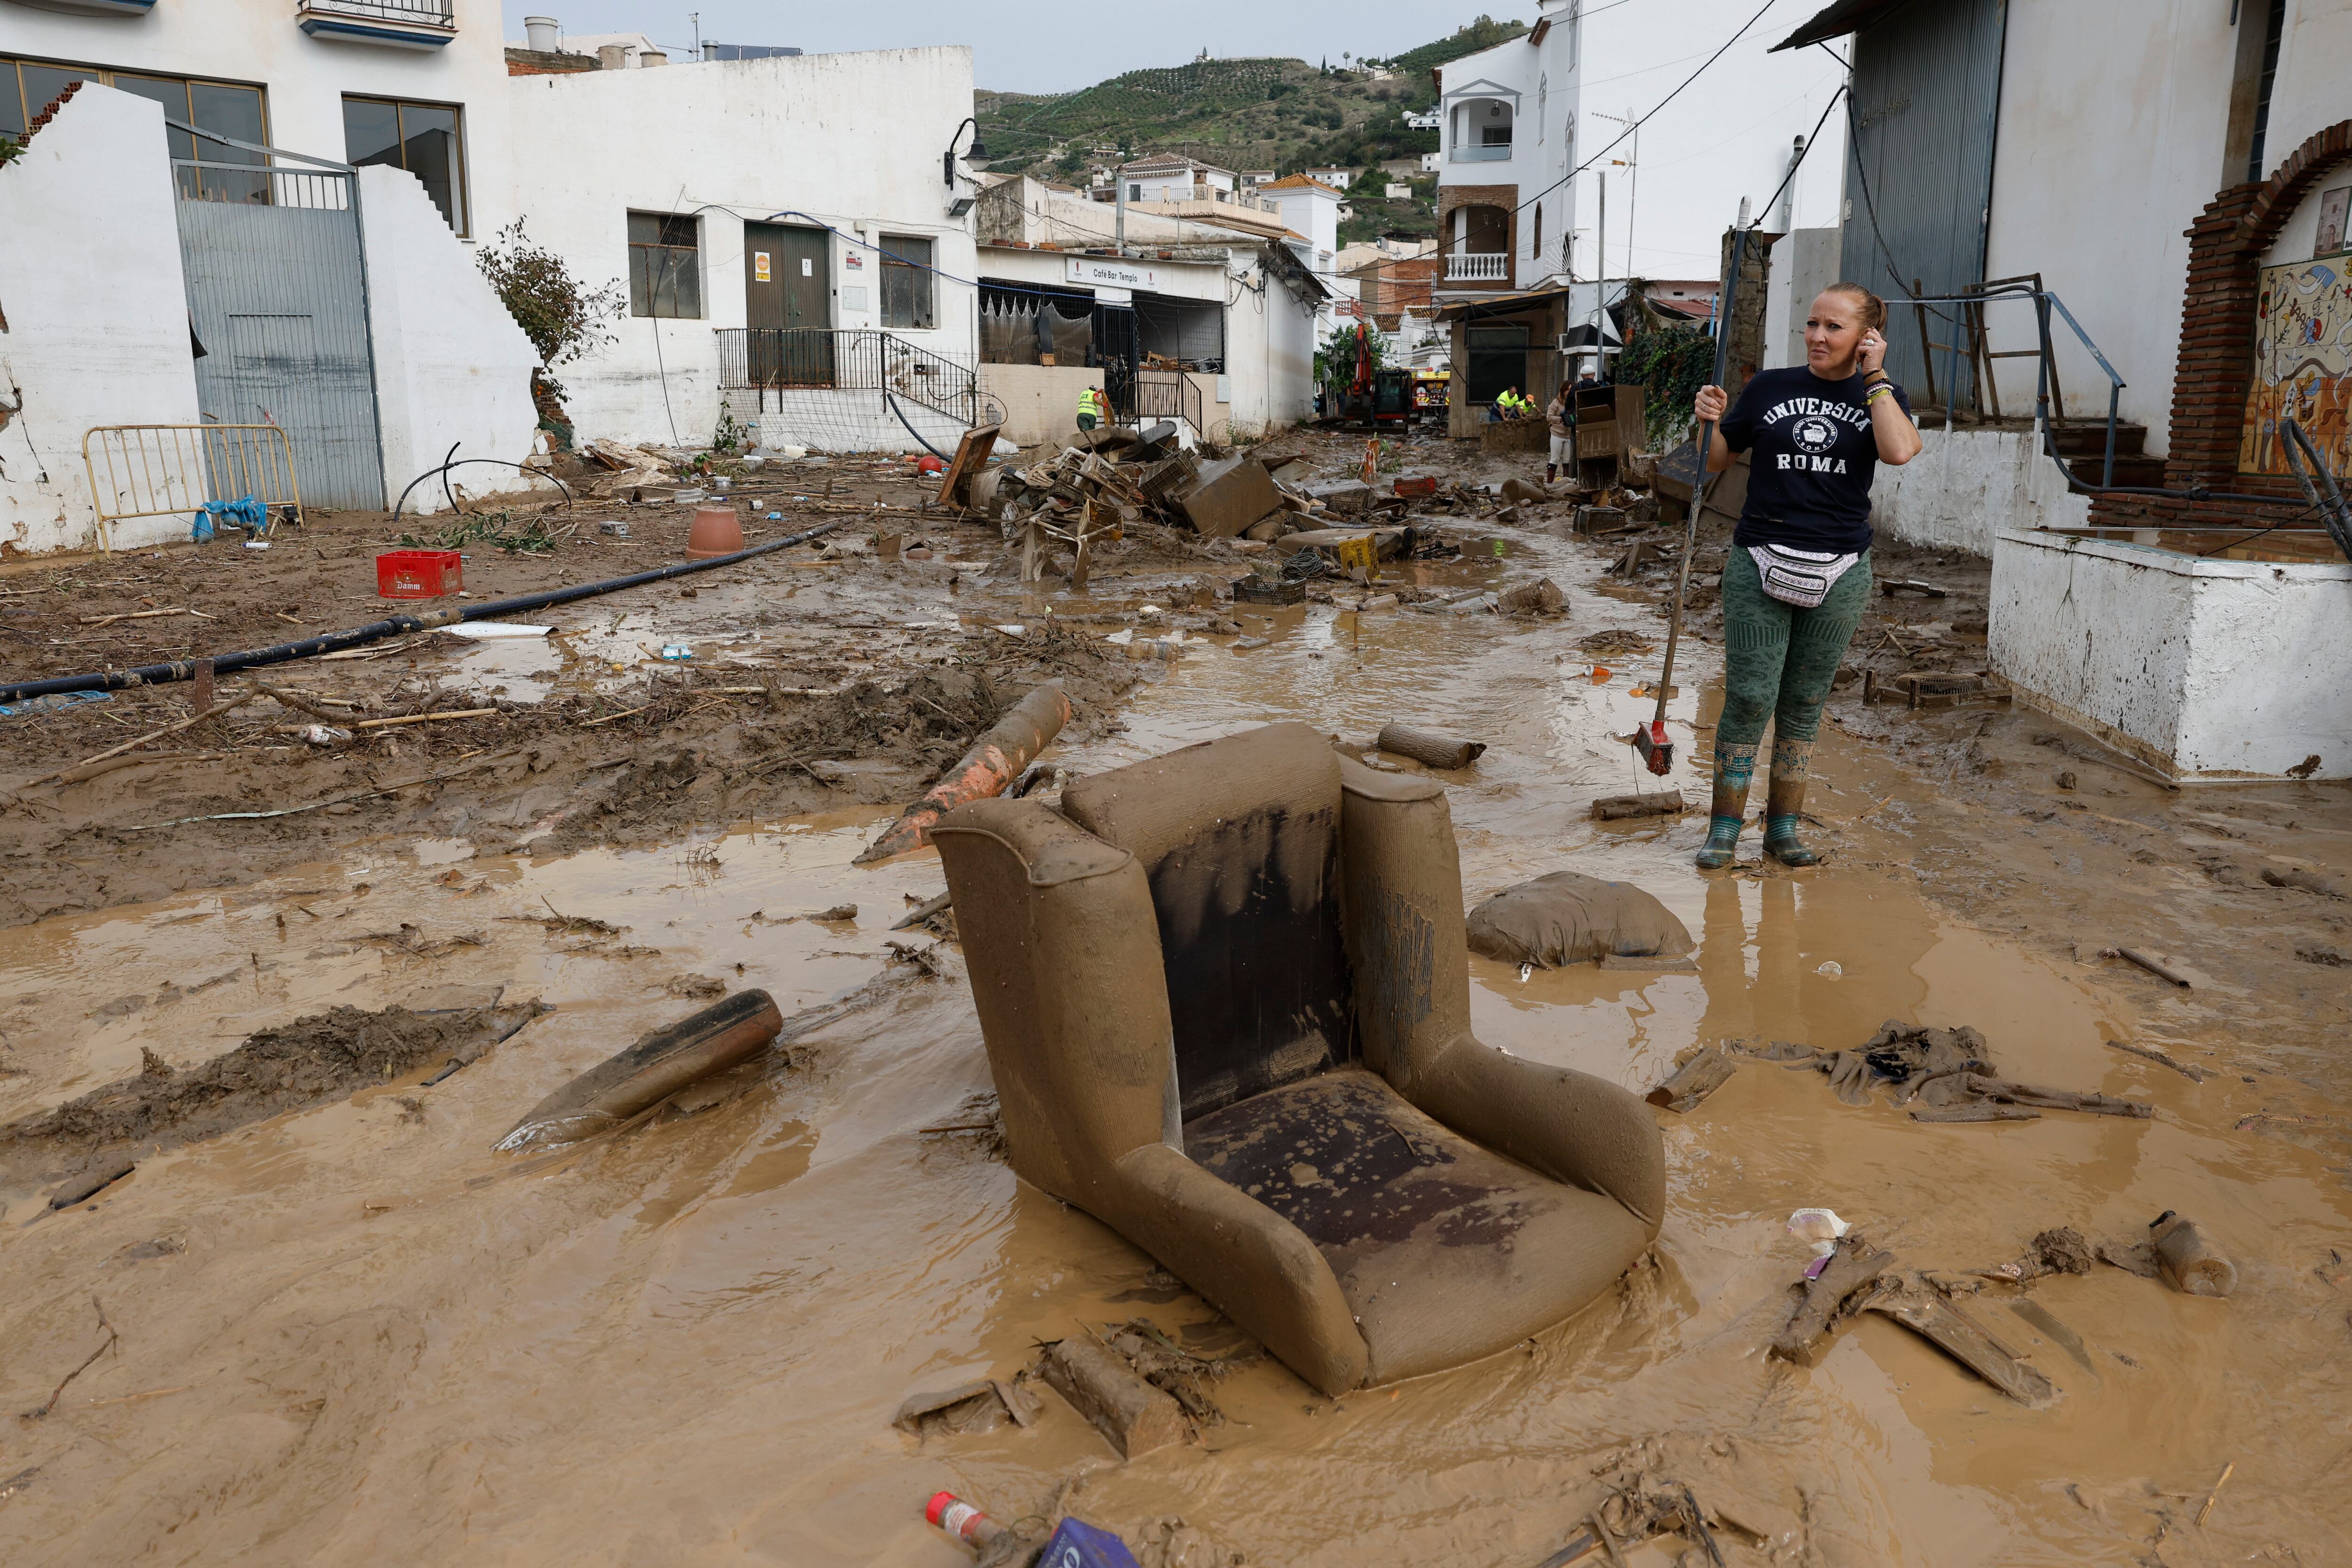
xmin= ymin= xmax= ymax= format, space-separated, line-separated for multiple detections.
xmin=2 ymin=515 xmax=2347 ymax=1566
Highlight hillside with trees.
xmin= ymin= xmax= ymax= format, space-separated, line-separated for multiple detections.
xmin=973 ymin=17 xmax=1529 ymax=221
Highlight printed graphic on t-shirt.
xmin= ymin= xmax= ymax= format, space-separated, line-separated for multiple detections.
xmin=1717 ymin=368 xmax=1908 ymax=554
xmin=1763 ymin=396 xmax=1871 ymax=475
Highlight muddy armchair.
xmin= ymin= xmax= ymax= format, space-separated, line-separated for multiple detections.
xmin=933 ymin=723 xmax=1662 ymax=1394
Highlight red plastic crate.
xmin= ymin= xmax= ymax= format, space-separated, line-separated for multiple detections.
xmin=376 ymin=549 xmax=462 ymax=598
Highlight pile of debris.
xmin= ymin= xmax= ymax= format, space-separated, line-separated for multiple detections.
xmin=983 ymin=422 xmax=1482 ymax=546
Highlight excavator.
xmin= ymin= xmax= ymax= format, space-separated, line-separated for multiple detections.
xmin=1327 ymin=320 xmax=1415 ymax=430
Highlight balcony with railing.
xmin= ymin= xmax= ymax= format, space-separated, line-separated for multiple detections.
xmin=295 ymin=0 xmax=457 ymax=49
xmin=1445 ymin=252 xmax=1510 ymax=284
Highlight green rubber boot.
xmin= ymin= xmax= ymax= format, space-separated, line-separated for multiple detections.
xmin=1764 ymin=739 xmax=1822 ymax=866
xmin=1696 ymin=740 xmax=1757 ymax=871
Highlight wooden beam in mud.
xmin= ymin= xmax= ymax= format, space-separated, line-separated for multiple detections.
xmin=1770 ymin=1234 xmax=1898 ymax=1365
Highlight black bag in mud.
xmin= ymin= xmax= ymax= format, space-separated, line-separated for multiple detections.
xmin=1465 ymin=871 xmax=1694 ymax=968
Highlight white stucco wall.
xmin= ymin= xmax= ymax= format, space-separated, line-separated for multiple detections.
xmin=357 ymin=164 xmax=541 ymax=511
xmin=1990 ymin=527 xmax=2352 ymax=780
xmin=1 ymin=0 xmax=516 ymax=234
xmin=1262 ymin=186 xmax=1340 ymax=272
xmin=1239 ymin=271 xmax=1319 ymax=438
xmin=0 ymin=87 xmax=199 ymax=555
xmin=977 ymin=364 xmax=1103 ymax=448
xmin=974 ymin=244 xmax=1307 ymax=442
xmin=1872 ymin=428 xmax=2091 ymax=557
xmin=499 ymin=47 xmax=981 ymax=451
xmin=1761 ymin=228 xmax=1843 ymax=371
xmin=1986 ymin=0 xmax=2352 ymax=458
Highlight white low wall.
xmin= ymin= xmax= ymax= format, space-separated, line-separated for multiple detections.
xmin=0 ymin=88 xmax=201 ymax=555
xmin=1872 ymin=427 xmax=2090 ymax=558
xmin=979 ymin=364 xmax=1104 ymax=448
xmin=1990 ymin=527 xmax=2352 ymax=782
xmin=359 ymin=166 xmax=542 ymax=514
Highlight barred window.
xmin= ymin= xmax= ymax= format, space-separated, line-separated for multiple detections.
xmin=880 ymin=236 xmax=936 ymax=330
xmin=628 ymin=213 xmax=702 ymax=319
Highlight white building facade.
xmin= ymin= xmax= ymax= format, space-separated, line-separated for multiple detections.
xmin=1432 ymin=0 xmax=1582 ymax=303
xmin=972 ymin=176 xmax=1322 ymax=444
xmin=0 ymin=3 xmax=991 ymax=554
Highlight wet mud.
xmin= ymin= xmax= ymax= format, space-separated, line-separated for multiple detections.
xmin=1 ymin=999 xmax=544 ymax=1195
xmin=1 ymin=429 xmax=2348 ymax=1566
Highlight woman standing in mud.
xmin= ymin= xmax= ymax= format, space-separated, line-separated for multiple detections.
xmin=1689 ymin=283 xmax=1922 ymax=869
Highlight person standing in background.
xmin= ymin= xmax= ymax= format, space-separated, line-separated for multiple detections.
xmin=1545 ymin=382 xmax=1576 ymax=484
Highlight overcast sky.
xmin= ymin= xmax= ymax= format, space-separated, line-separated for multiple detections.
xmin=500 ymin=0 xmax=1851 ymax=279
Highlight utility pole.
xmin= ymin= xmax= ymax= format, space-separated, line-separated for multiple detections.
xmin=1592 ymin=108 xmax=1641 ymax=285
xmin=1775 ymin=134 xmax=1805 ymax=231
xmin=1114 ymin=162 xmax=1127 ymax=255
xmin=1594 ymin=171 xmax=1607 ymax=377
xmin=691 ymin=10 xmax=700 ymax=61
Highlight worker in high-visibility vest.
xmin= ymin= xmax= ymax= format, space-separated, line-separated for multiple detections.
xmin=1076 ymin=386 xmax=1104 ymax=432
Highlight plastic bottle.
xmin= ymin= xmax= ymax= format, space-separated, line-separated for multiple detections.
xmin=925 ymin=1491 xmax=1006 ymax=1548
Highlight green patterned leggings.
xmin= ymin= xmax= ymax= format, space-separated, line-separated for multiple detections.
xmin=1716 ymin=546 xmax=1873 ymax=748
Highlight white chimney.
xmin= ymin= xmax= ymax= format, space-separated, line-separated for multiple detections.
xmin=597 ymin=44 xmax=628 ymax=70
xmin=524 ymin=16 xmax=559 ymax=52
xmin=640 ymin=49 xmax=667 ymax=66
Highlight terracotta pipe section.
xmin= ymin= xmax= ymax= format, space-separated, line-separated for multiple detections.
xmin=855 ymin=682 xmax=1072 ymax=864
xmin=497 ymin=989 xmax=785 ymax=1149
xmin=1375 ymin=722 xmax=1486 ymax=769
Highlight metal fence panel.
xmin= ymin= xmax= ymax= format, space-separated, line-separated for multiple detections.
xmin=176 ymin=164 xmax=384 ymax=509
xmin=1840 ymin=0 xmax=2009 ymax=407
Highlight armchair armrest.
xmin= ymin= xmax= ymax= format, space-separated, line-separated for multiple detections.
xmin=1414 ymin=1037 xmax=1666 ymax=1233
xmin=1109 ymin=1142 xmax=1369 ymax=1396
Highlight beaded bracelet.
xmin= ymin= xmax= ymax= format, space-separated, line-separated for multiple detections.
xmin=1865 ymin=384 xmax=1895 ymax=405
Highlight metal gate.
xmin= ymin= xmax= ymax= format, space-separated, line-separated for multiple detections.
xmin=174 ymin=138 xmax=384 ymax=510
xmin=1838 ymin=0 xmax=2009 ymax=407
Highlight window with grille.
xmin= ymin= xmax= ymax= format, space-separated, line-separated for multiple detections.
xmin=880 ymin=236 xmax=936 ymax=330
xmin=627 ymin=213 xmax=702 ymax=318
xmin=342 ymin=96 xmax=467 ymax=234
xmin=1 ymin=56 xmax=268 ymax=201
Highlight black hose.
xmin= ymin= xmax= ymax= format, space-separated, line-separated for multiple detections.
xmin=2280 ymin=417 xmax=2352 ymax=561
xmin=883 ymin=390 xmax=956 ymax=461
xmin=0 ymin=518 xmax=845 ymax=704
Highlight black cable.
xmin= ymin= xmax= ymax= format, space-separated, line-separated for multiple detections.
xmin=1818 ymin=41 xmax=1952 ymax=321
xmin=390 ymin=456 xmax=574 ymax=531
xmin=650 ymin=318 xmax=683 ymax=448
xmin=2194 ymin=498 xmax=2324 ymax=556
xmin=0 ymin=517 xmax=844 ymax=704
xmin=1514 ymin=0 xmax=1782 ymax=218
xmin=1744 ymin=86 xmax=1845 ymax=236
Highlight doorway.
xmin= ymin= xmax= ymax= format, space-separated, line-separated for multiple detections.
xmin=743 ymin=222 xmax=831 ymax=385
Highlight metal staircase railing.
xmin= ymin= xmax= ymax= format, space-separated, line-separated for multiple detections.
xmin=715 ymin=328 xmax=1005 ymax=430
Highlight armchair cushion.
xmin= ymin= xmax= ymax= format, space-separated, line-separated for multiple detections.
xmin=1184 ymin=1067 xmax=1653 ymax=1383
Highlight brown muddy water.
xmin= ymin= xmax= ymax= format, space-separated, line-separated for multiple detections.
xmin=2 ymin=516 xmax=2347 ymax=1567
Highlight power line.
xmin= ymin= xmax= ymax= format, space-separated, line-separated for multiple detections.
xmin=1514 ymin=0 xmax=1783 ymax=218
xmin=1743 ymin=83 xmax=1845 ymax=236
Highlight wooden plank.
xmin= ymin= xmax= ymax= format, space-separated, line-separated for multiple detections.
xmin=1646 ymin=1046 xmax=1736 ymax=1112
xmin=1770 ymin=1235 xmax=1898 ymax=1366
xmin=933 ymin=421 xmax=1002 ymax=509
xmin=1861 ymin=1279 xmax=2060 ymax=1407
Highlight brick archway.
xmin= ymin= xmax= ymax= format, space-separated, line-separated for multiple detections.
xmin=2090 ymin=118 xmax=2352 ymax=527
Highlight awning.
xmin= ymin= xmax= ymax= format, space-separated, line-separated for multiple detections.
xmin=1434 ymin=282 xmax=1573 ymax=324
xmin=1771 ymin=0 xmax=1915 ymax=50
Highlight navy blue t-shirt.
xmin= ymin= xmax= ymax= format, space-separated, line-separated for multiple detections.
xmin=1717 ymin=366 xmax=1909 ymax=553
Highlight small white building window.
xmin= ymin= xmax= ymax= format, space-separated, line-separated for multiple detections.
xmin=881 ymin=235 xmax=936 ymax=330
